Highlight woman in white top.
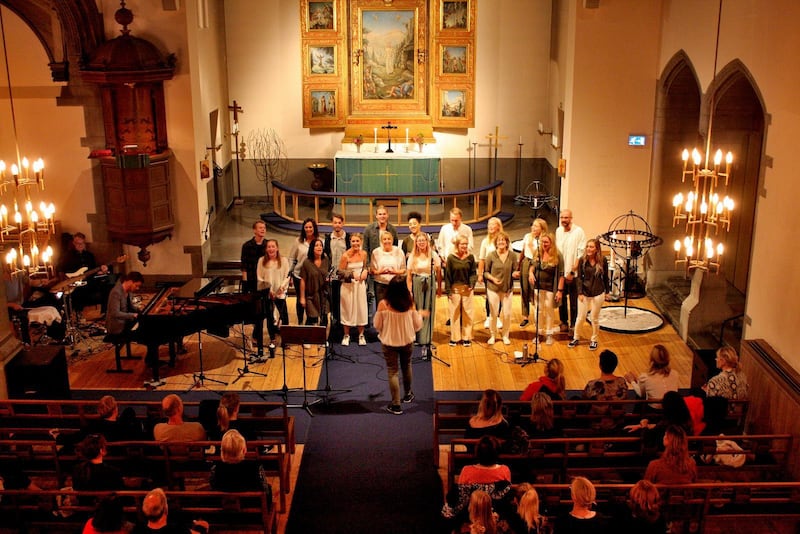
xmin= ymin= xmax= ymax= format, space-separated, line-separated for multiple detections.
xmin=370 ymin=230 xmax=406 ymax=307
xmin=256 ymin=239 xmax=290 ymax=352
xmin=338 ymin=233 xmax=369 ymax=346
xmin=374 ymin=276 xmax=426 ymax=415
xmin=519 ymin=218 xmax=548 ymax=328
xmin=625 ymin=344 xmax=680 ymax=407
xmin=288 ymin=218 xmax=319 ymax=325
xmin=477 ymin=216 xmax=504 ymax=330
xmin=406 ymin=232 xmax=441 ymax=346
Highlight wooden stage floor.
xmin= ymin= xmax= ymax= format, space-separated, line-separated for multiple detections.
xmin=67 ymin=294 xmax=693 ymax=394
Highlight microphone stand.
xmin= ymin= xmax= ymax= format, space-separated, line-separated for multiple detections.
xmin=414 ymin=245 xmax=449 ymax=367
xmin=521 ymin=237 xmax=548 ymax=367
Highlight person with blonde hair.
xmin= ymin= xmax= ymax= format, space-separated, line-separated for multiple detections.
xmin=522 ymin=392 xmax=561 ymax=439
xmin=445 ymin=235 xmax=477 ymax=347
xmin=513 ymin=488 xmax=547 ymax=534
xmin=625 ymin=344 xmax=680 ymax=407
xmin=338 ymin=232 xmax=369 ymax=346
xmin=370 ymin=230 xmax=407 ymax=319
xmin=437 ymin=206 xmax=474 ymax=259
xmin=703 ymin=345 xmax=750 ymax=400
xmin=210 ymin=429 xmax=272 ymax=499
xmin=467 ymin=489 xmax=497 ymax=534
xmin=556 ymin=476 xmax=607 ymax=532
xmin=529 ymin=232 xmax=564 ymax=345
xmin=466 ymin=389 xmax=510 ymax=439
xmin=568 ymin=238 xmax=608 ymax=351
xmin=406 ymin=231 xmax=441 ymax=346
xmin=645 ymin=425 xmax=697 ymax=484
xmin=483 ymin=232 xmax=518 ymax=345
xmin=519 ymin=218 xmax=549 ymax=328
xmin=477 ymin=216 xmax=505 ymax=331
xmin=520 ymin=358 xmax=566 ymax=401
xmin=216 ymin=391 xmax=249 ymax=439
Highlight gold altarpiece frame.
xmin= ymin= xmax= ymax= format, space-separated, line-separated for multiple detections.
xmin=300 ymin=0 xmax=476 ymax=141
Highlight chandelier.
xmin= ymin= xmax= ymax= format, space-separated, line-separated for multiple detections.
xmin=0 ymin=7 xmax=55 ymax=274
xmin=671 ymin=0 xmax=732 ymax=275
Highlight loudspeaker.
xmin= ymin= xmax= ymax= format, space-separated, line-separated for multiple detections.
xmin=5 ymin=345 xmax=71 ymax=399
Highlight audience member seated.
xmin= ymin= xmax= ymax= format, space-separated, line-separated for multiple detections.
xmin=554 ymin=476 xmax=609 ymax=533
xmin=153 ymin=394 xmax=207 ymax=442
xmin=72 ymin=434 xmax=124 ymax=506
xmin=614 ymin=479 xmax=667 ymax=533
xmin=0 ymin=463 xmax=40 ymax=491
xmin=520 ymin=392 xmax=562 ymax=439
xmin=85 ymin=395 xmax=145 ymax=442
xmin=458 ymin=436 xmax=512 ymax=486
xmin=132 ymin=487 xmax=209 ymax=534
xmin=624 ymin=344 xmax=680 ymax=409
xmin=582 ymin=349 xmax=628 ymax=432
xmin=703 ymin=346 xmax=750 ymax=400
xmin=626 ymin=391 xmax=695 ymax=449
xmin=465 ymin=489 xmax=506 ymax=534
xmin=82 ymin=495 xmax=131 ymax=534
xmin=520 ymin=359 xmax=566 ymax=401
xmin=644 ymin=425 xmax=697 ymax=485
xmin=210 ymin=429 xmax=272 ymax=502
xmin=466 ymin=389 xmax=510 ymax=440
xmin=507 ymin=488 xmax=548 ymax=534
xmin=57 ymin=232 xmax=115 ymax=316
xmin=215 ymin=392 xmax=255 ymax=440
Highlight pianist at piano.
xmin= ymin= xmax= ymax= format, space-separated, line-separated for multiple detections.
xmin=57 ymin=232 xmax=116 ymax=316
xmin=105 ymin=271 xmax=144 ymax=345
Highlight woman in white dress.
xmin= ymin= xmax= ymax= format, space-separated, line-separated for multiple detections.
xmin=406 ymin=232 xmax=441 ymax=345
xmin=338 ymin=233 xmax=369 ymax=346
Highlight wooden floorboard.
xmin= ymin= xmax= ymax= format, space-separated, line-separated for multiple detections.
xmin=68 ymin=294 xmax=692 ymax=394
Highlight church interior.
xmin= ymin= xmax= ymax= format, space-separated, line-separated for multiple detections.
xmin=1 ymin=0 xmax=800 ymax=532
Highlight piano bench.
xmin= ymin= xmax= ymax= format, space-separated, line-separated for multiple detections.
xmin=104 ymin=333 xmax=141 ymax=374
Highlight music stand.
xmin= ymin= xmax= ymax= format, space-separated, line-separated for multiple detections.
xmin=276 ymin=325 xmax=325 ymax=416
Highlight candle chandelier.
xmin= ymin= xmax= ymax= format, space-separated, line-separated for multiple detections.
xmin=671 ymin=0 xmax=732 ymax=275
xmin=0 ymin=7 xmax=55 ymax=273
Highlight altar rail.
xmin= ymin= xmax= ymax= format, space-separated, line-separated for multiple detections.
xmin=271 ymin=180 xmax=504 ymax=227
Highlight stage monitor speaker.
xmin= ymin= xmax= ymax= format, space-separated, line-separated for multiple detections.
xmin=5 ymin=345 xmax=71 ymax=399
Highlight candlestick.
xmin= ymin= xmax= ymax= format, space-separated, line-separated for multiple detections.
xmin=519 ymin=136 xmax=522 ymax=144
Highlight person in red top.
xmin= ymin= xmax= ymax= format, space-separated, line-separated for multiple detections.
xmin=520 ymin=358 xmax=566 ymax=401
xmin=458 ymin=435 xmax=511 ymax=485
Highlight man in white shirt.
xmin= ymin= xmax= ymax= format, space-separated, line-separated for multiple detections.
xmin=436 ymin=207 xmax=473 ymax=260
xmin=324 ymin=213 xmax=350 ymax=328
xmin=555 ymin=209 xmax=586 ymax=332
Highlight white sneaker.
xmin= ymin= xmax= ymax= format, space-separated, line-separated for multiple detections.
xmin=303 ymin=344 xmax=312 ymax=349
xmin=487 ymin=336 xmax=496 ymax=345
xmin=497 ymin=318 xmax=503 ymax=329
xmin=483 ymin=318 xmax=490 ymax=328
xmin=502 ymin=336 xmax=511 ymax=345
xmin=341 ymin=335 xmax=350 ymax=346
xmin=358 ymin=334 xmax=367 ymax=346
xmin=546 ymin=335 xmax=554 ymax=346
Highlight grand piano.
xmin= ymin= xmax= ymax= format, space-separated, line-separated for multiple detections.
xmin=134 ymin=277 xmax=260 ymax=372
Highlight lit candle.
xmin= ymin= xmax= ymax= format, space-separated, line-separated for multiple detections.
xmin=373 ymin=127 xmax=377 ymax=144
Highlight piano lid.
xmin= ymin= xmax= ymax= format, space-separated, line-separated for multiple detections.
xmin=175 ymin=277 xmax=225 ymax=299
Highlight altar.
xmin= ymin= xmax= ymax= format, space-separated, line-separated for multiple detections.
xmin=334 ymin=149 xmax=441 ymax=204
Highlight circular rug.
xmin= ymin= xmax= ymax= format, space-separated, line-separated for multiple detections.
xmin=590 ymin=305 xmax=664 ymax=334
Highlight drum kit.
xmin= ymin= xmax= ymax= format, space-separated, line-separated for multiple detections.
xmin=45 ymin=271 xmax=107 ymax=353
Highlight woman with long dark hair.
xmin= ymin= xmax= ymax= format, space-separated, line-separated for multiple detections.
xmin=568 ymin=238 xmax=608 ymax=351
xmin=288 ymin=217 xmax=319 ymax=324
xmin=373 ymin=276 xmax=427 ymax=415
xmin=299 ymin=238 xmax=330 ymax=327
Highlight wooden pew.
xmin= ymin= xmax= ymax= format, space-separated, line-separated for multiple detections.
xmin=0 ymin=489 xmax=277 ymax=533
xmin=447 ymin=433 xmax=792 ymax=489
xmin=433 ymin=398 xmax=750 ymax=465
